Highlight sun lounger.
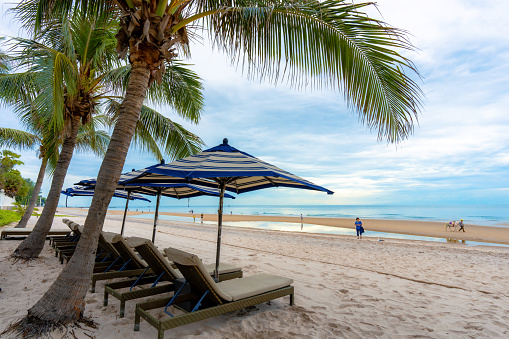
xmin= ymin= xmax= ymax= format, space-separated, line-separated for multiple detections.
xmin=59 ymin=229 xmax=120 ymax=264
xmin=90 ymin=234 xmax=153 ymax=293
xmin=103 ymin=238 xmax=178 ymax=318
xmin=49 ymin=219 xmax=80 ymax=245
xmin=134 ymin=247 xmax=293 ymax=338
xmin=104 ymin=237 xmax=242 ymax=318
xmin=1 ymin=228 xmax=71 ymax=240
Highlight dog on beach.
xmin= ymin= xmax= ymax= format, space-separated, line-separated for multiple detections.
xmin=445 ymin=221 xmax=456 ymax=231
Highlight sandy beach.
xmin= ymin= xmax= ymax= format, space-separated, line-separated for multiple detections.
xmin=2 ymin=208 xmax=509 ymax=338
xmin=108 ymin=209 xmax=509 ymax=245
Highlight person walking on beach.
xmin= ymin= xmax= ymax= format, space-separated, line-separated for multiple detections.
xmin=193 ymin=214 xmax=195 ymax=223
xmin=355 ymin=217 xmax=364 ymax=239
xmin=458 ymin=219 xmax=465 ymax=232
xmin=201 ymin=213 xmax=203 ymax=223
xmin=301 ymin=214 xmax=303 ymax=222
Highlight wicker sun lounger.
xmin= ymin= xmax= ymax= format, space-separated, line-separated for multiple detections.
xmin=60 ymin=230 xmax=120 ymax=264
xmin=103 ymin=238 xmax=178 ymax=318
xmin=90 ymin=234 xmax=153 ymax=293
xmin=134 ymin=247 xmax=294 ymax=339
xmin=49 ymin=219 xmax=81 ymax=246
xmin=1 ymin=228 xmax=71 ymax=240
xmin=104 ymin=237 xmax=243 ymax=318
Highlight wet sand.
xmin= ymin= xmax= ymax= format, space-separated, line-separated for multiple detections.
xmin=106 ymin=209 xmax=509 ymax=245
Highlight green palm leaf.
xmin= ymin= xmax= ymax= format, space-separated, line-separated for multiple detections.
xmin=104 ymin=98 xmax=204 ymax=161
xmin=0 ymin=127 xmax=39 ymax=150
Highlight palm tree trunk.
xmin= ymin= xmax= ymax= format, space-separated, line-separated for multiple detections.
xmin=15 ymin=157 xmax=47 ymax=228
xmin=16 ymin=66 xmax=150 ymax=328
xmin=12 ymin=116 xmax=81 ymax=259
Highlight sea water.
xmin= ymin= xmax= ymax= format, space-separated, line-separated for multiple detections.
xmin=109 ymin=204 xmax=509 ymax=227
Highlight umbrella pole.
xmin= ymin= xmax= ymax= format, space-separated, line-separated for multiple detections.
xmin=215 ymin=183 xmax=225 ymax=280
xmin=152 ymin=189 xmax=162 ymax=243
xmin=65 ymin=195 xmax=68 ymax=208
xmin=120 ymin=190 xmax=131 ymax=235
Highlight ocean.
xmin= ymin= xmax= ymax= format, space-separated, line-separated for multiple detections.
xmin=108 ymin=204 xmax=509 ymax=227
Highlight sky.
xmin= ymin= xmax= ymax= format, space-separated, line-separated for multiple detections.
xmin=1 ymin=0 xmax=508 ymax=209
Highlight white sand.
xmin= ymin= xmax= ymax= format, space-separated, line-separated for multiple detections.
xmin=2 ymin=208 xmax=509 ymax=338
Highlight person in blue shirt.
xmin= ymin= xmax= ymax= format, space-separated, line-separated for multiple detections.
xmin=355 ymin=217 xmax=364 ymax=239
xmin=458 ymin=219 xmax=465 ymax=232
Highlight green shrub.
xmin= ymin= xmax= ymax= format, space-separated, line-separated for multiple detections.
xmin=0 ymin=209 xmax=22 ymax=226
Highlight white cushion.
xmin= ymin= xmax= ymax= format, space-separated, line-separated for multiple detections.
xmin=165 ymin=247 xmax=292 ymax=302
xmin=110 ymin=234 xmax=147 ymax=267
xmin=217 ymin=273 xmax=293 ymax=301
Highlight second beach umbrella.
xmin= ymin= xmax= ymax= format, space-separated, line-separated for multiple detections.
xmin=77 ymin=168 xmax=234 ymax=241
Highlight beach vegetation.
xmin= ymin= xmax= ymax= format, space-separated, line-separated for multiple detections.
xmin=0 ymin=124 xmax=107 ymax=229
xmin=0 ymin=150 xmax=26 ymax=198
xmin=5 ymin=0 xmax=423 ymax=335
xmin=0 ymin=13 xmax=204 ymax=261
xmin=0 ymin=209 xmax=22 ymax=227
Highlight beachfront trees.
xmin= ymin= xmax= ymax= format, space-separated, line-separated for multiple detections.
xmin=0 ymin=150 xmax=26 ymax=198
xmin=2 ymin=14 xmax=203 ymax=260
xmin=7 ymin=0 xmax=423 ymax=334
xmin=0 ymin=122 xmax=109 ymax=228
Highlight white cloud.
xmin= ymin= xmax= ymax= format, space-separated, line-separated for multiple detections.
xmin=1 ymin=0 xmax=508 ymax=206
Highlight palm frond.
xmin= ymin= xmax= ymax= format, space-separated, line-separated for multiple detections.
xmin=13 ymin=0 xmax=115 ymax=35
xmin=104 ymin=98 xmax=204 ymax=160
xmin=0 ymin=127 xmax=39 ymax=150
xmin=193 ymin=0 xmax=422 ymax=142
xmin=146 ymin=61 xmax=204 ymax=124
xmin=75 ymin=127 xmax=110 ymax=157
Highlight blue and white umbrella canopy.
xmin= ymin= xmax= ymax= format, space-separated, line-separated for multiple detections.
xmin=76 ymin=170 xmax=234 ymax=241
xmin=141 ymin=139 xmax=334 ymax=195
xmin=77 ymin=170 xmax=235 ymax=200
xmin=138 ymin=138 xmax=334 ymax=278
xmin=61 ymin=186 xmax=151 ymax=202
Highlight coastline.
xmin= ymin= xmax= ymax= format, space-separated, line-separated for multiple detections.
xmin=3 ymin=208 xmax=509 ymax=338
xmin=102 ymin=209 xmax=509 ymax=246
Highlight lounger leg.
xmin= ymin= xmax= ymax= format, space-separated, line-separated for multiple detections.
xmin=91 ymin=279 xmax=96 ymax=293
xmin=134 ymin=313 xmax=140 ymax=331
xmin=120 ymin=301 xmax=125 ymax=318
xmin=290 ymin=293 xmax=295 ymax=306
xmin=103 ymin=290 xmax=109 ymax=306
xmin=158 ymin=329 xmax=164 ymax=339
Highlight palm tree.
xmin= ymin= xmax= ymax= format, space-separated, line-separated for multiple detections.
xmin=0 ymin=117 xmax=109 ymax=228
xmin=6 ymin=0 xmax=423 ymax=333
xmin=0 ymin=14 xmax=203 ymax=261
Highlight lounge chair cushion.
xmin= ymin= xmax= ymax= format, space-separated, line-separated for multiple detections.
xmin=165 ymin=247 xmax=233 ymax=301
xmin=125 ymin=236 xmax=151 ymax=248
xmin=217 ymin=273 xmax=293 ymax=301
xmin=131 ymin=237 xmax=183 ymax=279
xmin=110 ymin=234 xmax=147 ymax=268
xmin=101 ymin=232 xmax=118 ymax=243
xmin=163 ymin=247 xmax=241 ymax=275
xmin=203 ymin=263 xmax=241 ymax=275
xmin=166 ymin=247 xmax=292 ymax=302
xmin=1 ymin=228 xmax=71 ymax=235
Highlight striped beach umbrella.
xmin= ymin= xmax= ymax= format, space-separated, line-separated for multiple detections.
xmin=141 ymin=138 xmax=334 ymax=278
xmin=61 ymin=186 xmax=151 ymax=205
xmin=76 ymin=171 xmax=234 ymax=241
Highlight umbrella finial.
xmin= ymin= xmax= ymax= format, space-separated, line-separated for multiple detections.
xmin=223 ymin=138 xmax=228 ymax=145
xmin=161 ymin=159 xmax=165 ymax=164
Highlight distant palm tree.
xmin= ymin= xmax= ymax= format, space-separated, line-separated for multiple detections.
xmin=7 ymin=0 xmax=423 ymax=333
xmin=0 ymin=117 xmax=109 ymax=229
xmin=0 ymin=14 xmax=203 ymax=260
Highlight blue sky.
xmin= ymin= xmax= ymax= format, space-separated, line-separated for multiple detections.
xmin=1 ymin=0 xmax=508 ymax=208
